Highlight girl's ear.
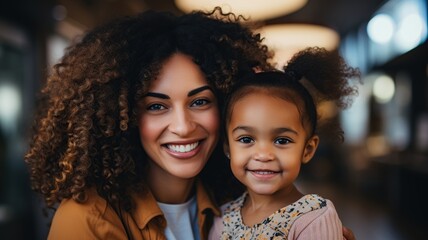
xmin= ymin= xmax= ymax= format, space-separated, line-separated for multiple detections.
xmin=302 ymin=135 xmax=319 ymax=164
xmin=223 ymin=141 xmax=230 ymax=159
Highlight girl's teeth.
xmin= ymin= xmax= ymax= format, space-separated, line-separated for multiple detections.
xmin=253 ymin=171 xmax=275 ymax=174
xmin=168 ymin=142 xmax=199 ymax=153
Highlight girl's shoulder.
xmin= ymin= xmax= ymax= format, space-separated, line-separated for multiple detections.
xmin=288 ymin=196 xmax=343 ymax=239
xmin=291 ymin=194 xmax=327 ymax=211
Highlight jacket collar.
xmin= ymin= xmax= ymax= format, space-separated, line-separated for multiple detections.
xmin=132 ymin=180 xmax=220 ymax=230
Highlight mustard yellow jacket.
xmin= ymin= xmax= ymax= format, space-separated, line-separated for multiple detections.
xmin=48 ymin=181 xmax=220 ymax=240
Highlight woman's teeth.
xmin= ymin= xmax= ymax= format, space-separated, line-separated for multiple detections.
xmin=167 ymin=142 xmax=199 ymax=153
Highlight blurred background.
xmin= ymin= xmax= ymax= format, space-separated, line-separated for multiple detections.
xmin=0 ymin=0 xmax=427 ymax=239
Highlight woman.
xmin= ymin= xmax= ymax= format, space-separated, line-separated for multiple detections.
xmin=25 ymin=8 xmax=271 ymax=239
xmin=25 ymin=8 xmax=356 ymax=240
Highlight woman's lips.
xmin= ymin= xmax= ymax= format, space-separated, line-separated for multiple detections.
xmin=166 ymin=141 xmax=199 ymax=153
xmin=162 ymin=141 xmax=202 ymax=159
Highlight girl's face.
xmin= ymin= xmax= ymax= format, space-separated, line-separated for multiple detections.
xmin=225 ymin=91 xmax=318 ymax=196
xmin=138 ymin=53 xmax=220 ymax=180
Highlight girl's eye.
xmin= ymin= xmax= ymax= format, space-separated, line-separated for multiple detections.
xmin=275 ymin=137 xmax=292 ymax=145
xmin=191 ymin=98 xmax=210 ymax=107
xmin=238 ymin=136 xmax=254 ymax=144
xmin=147 ymin=103 xmax=166 ymax=111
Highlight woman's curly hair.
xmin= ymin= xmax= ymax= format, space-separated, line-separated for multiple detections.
xmin=24 ymin=7 xmax=274 ymax=212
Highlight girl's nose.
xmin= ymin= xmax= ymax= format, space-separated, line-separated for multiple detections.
xmin=253 ymin=143 xmax=275 ymax=162
xmin=168 ymin=108 xmax=196 ymax=136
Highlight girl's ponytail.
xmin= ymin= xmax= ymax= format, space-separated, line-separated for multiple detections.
xmin=283 ymin=47 xmax=360 ymax=110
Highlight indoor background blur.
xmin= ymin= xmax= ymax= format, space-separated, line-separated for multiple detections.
xmin=0 ymin=0 xmax=426 ymax=239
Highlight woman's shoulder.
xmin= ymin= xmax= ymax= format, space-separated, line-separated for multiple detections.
xmin=55 ymin=188 xmax=109 ymax=217
xmin=48 ymin=188 xmax=124 ymax=239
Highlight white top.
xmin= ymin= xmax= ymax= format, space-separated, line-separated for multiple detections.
xmin=158 ymin=196 xmax=200 ymax=240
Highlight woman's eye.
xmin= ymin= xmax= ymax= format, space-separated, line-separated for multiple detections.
xmin=191 ymin=99 xmax=210 ymax=107
xmin=147 ymin=103 xmax=166 ymax=111
xmin=275 ymin=138 xmax=292 ymax=145
xmin=238 ymin=137 xmax=254 ymax=144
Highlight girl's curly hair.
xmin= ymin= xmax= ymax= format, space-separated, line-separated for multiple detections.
xmin=224 ymin=47 xmax=360 ymax=144
xmin=24 ymin=7 xmax=274 ymax=212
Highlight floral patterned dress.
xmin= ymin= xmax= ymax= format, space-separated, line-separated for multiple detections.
xmin=221 ymin=192 xmax=327 ymax=240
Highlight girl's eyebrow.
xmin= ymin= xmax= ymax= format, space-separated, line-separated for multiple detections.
xmin=272 ymin=127 xmax=298 ymax=135
xmin=232 ymin=126 xmax=298 ymax=135
xmin=143 ymin=85 xmax=213 ymax=99
xmin=232 ymin=126 xmax=253 ymax=134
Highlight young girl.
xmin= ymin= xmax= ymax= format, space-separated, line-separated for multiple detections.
xmin=210 ymin=47 xmax=360 ymax=239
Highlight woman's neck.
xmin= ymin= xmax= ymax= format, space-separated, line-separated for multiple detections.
xmin=146 ymin=163 xmax=195 ymax=204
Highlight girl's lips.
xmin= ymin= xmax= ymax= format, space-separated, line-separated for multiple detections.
xmin=249 ymin=170 xmax=279 ymax=174
xmin=248 ymin=169 xmax=281 ymax=180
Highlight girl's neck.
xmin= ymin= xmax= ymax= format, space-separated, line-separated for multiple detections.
xmin=242 ymin=184 xmax=303 ymax=226
xmin=146 ymin=164 xmax=195 ymax=204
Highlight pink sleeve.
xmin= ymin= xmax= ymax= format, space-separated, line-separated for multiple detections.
xmin=288 ymin=200 xmax=343 ymax=240
xmin=208 ymin=215 xmax=223 ymax=240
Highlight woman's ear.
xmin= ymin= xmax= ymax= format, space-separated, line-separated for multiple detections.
xmin=223 ymin=141 xmax=230 ymax=159
xmin=302 ymin=135 xmax=319 ymax=164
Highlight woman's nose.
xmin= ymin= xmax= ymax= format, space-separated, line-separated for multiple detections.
xmin=168 ymin=108 xmax=196 ymax=136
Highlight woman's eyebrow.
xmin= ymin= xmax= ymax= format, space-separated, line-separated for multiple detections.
xmin=188 ymin=85 xmax=213 ymax=97
xmin=143 ymin=85 xmax=212 ymax=99
xmin=144 ymin=92 xmax=170 ymax=99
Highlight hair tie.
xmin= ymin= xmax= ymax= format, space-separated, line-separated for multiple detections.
xmin=285 ymin=69 xmax=302 ymax=82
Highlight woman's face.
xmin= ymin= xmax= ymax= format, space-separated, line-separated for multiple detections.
xmin=138 ymin=53 xmax=220 ymax=180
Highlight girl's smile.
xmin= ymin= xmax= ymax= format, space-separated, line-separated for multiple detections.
xmin=226 ymin=91 xmax=314 ymax=196
xmin=248 ymin=169 xmax=282 ymax=181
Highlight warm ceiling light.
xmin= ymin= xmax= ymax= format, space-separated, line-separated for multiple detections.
xmin=257 ymin=24 xmax=340 ymax=67
xmin=373 ymin=74 xmax=395 ymax=104
xmin=175 ymin=0 xmax=307 ymax=21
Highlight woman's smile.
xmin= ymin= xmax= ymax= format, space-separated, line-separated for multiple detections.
xmin=162 ymin=140 xmax=203 ymax=159
xmin=165 ymin=141 xmax=200 ymax=153
xmin=138 ymin=53 xmax=220 ymax=180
